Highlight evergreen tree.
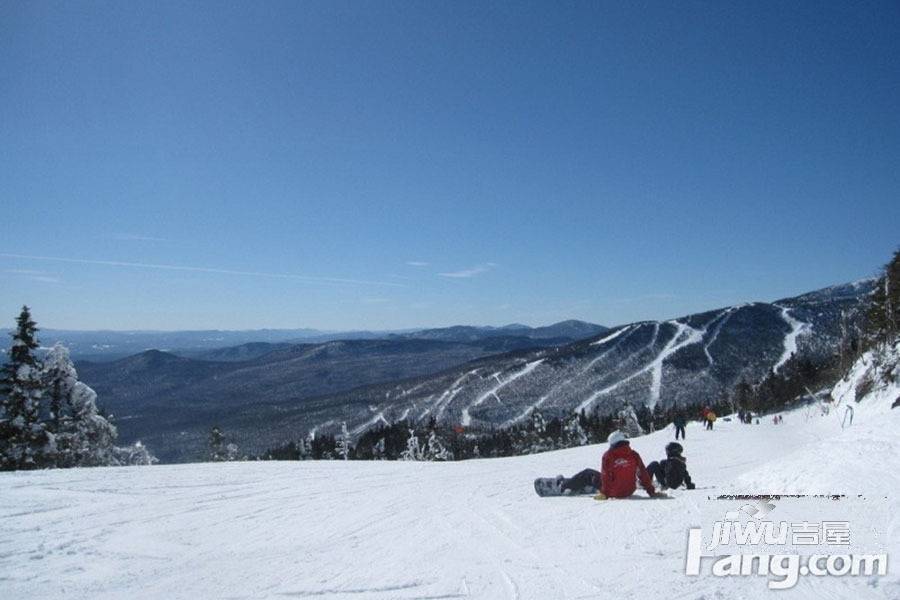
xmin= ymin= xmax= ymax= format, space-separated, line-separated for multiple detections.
xmin=209 ymin=426 xmax=226 ymax=461
xmin=66 ymin=382 xmax=117 ymax=466
xmin=113 ymin=440 xmax=157 ymax=466
xmin=400 ymin=428 xmax=423 ymax=461
xmin=41 ymin=343 xmax=77 ymax=434
xmin=0 ymin=306 xmax=55 ymax=470
xmin=335 ymin=422 xmax=352 ymax=460
xmin=424 ymin=429 xmax=452 ymax=461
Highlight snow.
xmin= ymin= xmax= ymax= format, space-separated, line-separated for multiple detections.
xmin=589 ymin=325 xmax=631 ymax=346
xmin=703 ymin=306 xmax=736 ymax=366
xmin=578 ymin=320 xmax=705 ymax=412
xmin=773 ymin=305 xmax=812 ymax=374
xmin=460 ymin=360 xmax=544 ymax=426
xmin=1 ymin=351 xmax=898 ymax=599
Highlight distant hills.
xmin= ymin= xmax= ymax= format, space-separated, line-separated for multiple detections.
xmin=10 ymin=320 xmax=605 ymax=361
xmin=69 ymin=282 xmax=874 ymax=463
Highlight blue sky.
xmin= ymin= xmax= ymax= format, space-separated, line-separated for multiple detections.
xmin=1 ymin=1 xmax=898 ymax=331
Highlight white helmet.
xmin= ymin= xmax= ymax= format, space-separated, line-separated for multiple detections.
xmin=607 ymin=430 xmax=628 ymax=447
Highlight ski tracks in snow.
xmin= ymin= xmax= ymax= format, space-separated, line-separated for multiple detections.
xmin=578 ymin=320 xmax=705 ymax=412
xmin=460 ymin=360 xmax=545 ymax=427
xmin=773 ymin=304 xmax=812 ymax=374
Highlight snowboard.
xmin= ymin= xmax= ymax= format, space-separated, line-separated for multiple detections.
xmin=533 ymin=477 xmax=597 ymax=497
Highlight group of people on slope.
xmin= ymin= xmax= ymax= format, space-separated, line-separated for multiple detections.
xmin=551 ymin=430 xmax=696 ymax=500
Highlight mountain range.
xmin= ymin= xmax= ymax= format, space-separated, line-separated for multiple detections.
xmin=69 ymin=282 xmax=874 ymax=462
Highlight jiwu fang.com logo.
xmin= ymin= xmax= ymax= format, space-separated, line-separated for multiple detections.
xmin=685 ymin=499 xmax=887 ymax=589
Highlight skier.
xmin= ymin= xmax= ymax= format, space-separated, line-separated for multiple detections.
xmin=646 ymin=442 xmax=696 ymax=490
xmin=594 ymin=430 xmax=658 ymax=500
xmin=673 ymin=413 xmax=687 ymax=440
xmin=705 ymin=410 xmax=717 ymax=430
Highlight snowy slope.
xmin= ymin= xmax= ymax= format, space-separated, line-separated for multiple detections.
xmin=1 ymin=349 xmax=897 ymax=599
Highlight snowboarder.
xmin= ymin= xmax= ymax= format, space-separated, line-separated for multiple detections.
xmin=646 ymin=442 xmax=695 ymax=490
xmin=594 ymin=430 xmax=658 ymax=500
xmin=673 ymin=413 xmax=687 ymax=440
xmin=533 ymin=432 xmax=660 ymax=498
xmin=705 ymin=410 xmax=716 ymax=430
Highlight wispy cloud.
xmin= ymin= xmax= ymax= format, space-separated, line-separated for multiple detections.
xmin=6 ymin=269 xmax=46 ymax=275
xmin=361 ymin=297 xmax=390 ymax=304
xmin=112 ymin=233 xmax=169 ymax=243
xmin=0 ymin=253 xmax=406 ymax=288
xmin=406 ymin=261 xmax=429 ymax=267
xmin=438 ymin=262 xmax=497 ymax=279
xmin=5 ymin=268 xmax=61 ymax=284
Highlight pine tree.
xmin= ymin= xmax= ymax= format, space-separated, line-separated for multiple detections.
xmin=66 ymin=382 xmax=117 ymax=466
xmin=335 ymin=422 xmax=352 ymax=460
xmin=41 ymin=343 xmax=78 ymax=435
xmin=424 ymin=430 xmax=452 ymax=461
xmin=0 ymin=306 xmax=55 ymax=470
xmin=400 ymin=428 xmax=422 ymax=461
xmin=209 ymin=426 xmax=226 ymax=461
xmin=113 ymin=441 xmax=157 ymax=466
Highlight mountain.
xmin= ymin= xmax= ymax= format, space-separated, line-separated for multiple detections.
xmin=75 ymin=282 xmax=871 ymax=462
xmin=196 ymin=280 xmax=873 ymax=461
xmin=397 ymin=320 xmax=607 ymax=344
xmin=18 ymin=320 xmax=605 ymax=361
xmin=76 ymin=336 xmax=565 ymax=461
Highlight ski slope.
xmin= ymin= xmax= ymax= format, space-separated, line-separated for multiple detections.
xmin=2 ymin=357 xmax=897 ymax=599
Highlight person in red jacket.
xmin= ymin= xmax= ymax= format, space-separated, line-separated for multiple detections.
xmin=595 ymin=430 xmax=658 ymax=500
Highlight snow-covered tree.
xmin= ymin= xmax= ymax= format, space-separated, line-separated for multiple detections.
xmin=400 ymin=428 xmax=423 ymax=461
xmin=618 ymin=405 xmax=645 ymax=438
xmin=0 ymin=306 xmax=55 ymax=470
xmin=65 ymin=382 xmax=117 ymax=467
xmin=564 ymin=413 xmax=588 ymax=447
xmin=424 ymin=430 xmax=452 ymax=461
xmin=225 ymin=442 xmax=241 ymax=461
xmin=113 ymin=441 xmax=157 ymax=466
xmin=372 ymin=437 xmax=385 ymax=460
xmin=209 ymin=426 xmax=226 ymax=461
xmin=530 ymin=409 xmax=547 ymax=435
xmin=41 ymin=343 xmax=77 ymax=434
xmin=335 ymin=422 xmax=352 ymax=460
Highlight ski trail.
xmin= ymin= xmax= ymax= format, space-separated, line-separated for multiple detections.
xmin=702 ymin=307 xmax=737 ymax=366
xmin=648 ymin=322 xmax=704 ymax=409
xmin=502 ymin=326 xmax=641 ymax=427
xmin=590 ymin=325 xmax=632 ymax=346
xmin=773 ymin=305 xmax=812 ymax=374
xmin=351 ymin=412 xmax=389 ymax=436
xmin=576 ymin=323 xmax=660 ymax=412
xmin=460 ymin=360 xmax=544 ymax=426
xmin=424 ymin=369 xmax=479 ymax=422
xmin=578 ymin=321 xmax=704 ymax=412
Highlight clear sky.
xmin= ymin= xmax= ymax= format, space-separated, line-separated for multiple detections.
xmin=1 ymin=1 xmax=898 ymax=331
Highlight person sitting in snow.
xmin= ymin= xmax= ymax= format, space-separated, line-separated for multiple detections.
xmin=594 ymin=430 xmax=659 ymax=500
xmin=646 ymin=442 xmax=695 ymax=490
xmin=548 ymin=431 xmax=659 ymax=498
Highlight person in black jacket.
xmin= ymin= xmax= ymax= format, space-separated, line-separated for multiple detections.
xmin=646 ymin=442 xmax=695 ymax=490
xmin=673 ymin=413 xmax=687 ymax=440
